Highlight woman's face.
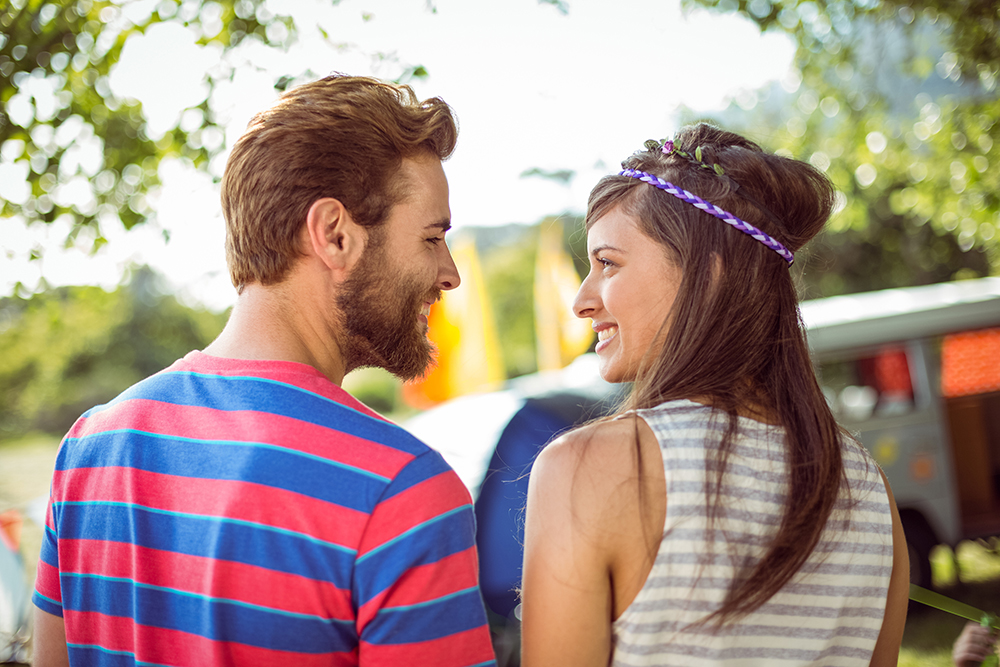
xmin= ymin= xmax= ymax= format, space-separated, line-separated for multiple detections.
xmin=574 ymin=205 xmax=683 ymax=383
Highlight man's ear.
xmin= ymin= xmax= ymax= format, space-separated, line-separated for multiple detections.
xmin=304 ymin=197 xmax=365 ymax=273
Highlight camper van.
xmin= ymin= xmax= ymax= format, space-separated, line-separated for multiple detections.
xmin=801 ymin=277 xmax=1000 ymax=588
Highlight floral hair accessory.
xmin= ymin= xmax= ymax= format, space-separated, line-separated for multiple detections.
xmin=650 ymin=138 xmax=726 ymax=176
xmin=618 ymin=168 xmax=795 ymax=265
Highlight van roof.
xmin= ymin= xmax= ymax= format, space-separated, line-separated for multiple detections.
xmin=801 ymin=277 xmax=1000 ymax=356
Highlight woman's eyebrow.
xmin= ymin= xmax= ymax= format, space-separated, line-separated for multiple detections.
xmin=590 ymin=244 xmax=623 ymax=258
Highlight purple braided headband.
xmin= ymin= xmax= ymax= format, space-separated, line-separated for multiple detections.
xmin=618 ymin=168 xmax=795 ymax=265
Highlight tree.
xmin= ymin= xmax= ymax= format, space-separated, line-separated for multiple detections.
xmin=0 ymin=0 xmax=431 ymax=258
xmin=0 ymin=265 xmax=227 ymax=438
xmin=682 ymin=0 xmax=1000 ymax=296
xmin=0 ymin=1 xmax=296 ymax=244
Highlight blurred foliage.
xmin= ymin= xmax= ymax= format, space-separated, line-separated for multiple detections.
xmin=684 ymin=0 xmax=1000 ymax=296
xmin=0 ymin=265 xmax=227 ymax=438
xmin=0 ymin=0 xmax=431 ymax=256
xmin=0 ymin=0 xmax=294 ymax=245
xmin=343 ymin=367 xmax=404 ymax=417
xmin=480 ymin=226 xmax=540 ymax=379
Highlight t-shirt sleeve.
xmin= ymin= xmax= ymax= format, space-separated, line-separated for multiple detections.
xmin=33 ymin=492 xmax=64 ymax=617
xmin=353 ymin=449 xmax=497 ymax=667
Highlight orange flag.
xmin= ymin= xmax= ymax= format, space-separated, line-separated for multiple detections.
xmin=403 ymin=238 xmax=505 ymax=407
xmin=534 ymin=218 xmax=594 ymax=372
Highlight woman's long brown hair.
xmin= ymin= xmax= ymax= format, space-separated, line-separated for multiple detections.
xmin=587 ymin=122 xmax=844 ymax=623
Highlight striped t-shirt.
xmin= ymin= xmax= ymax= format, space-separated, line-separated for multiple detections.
xmin=611 ymin=400 xmax=893 ymax=667
xmin=33 ymin=351 xmax=497 ymax=667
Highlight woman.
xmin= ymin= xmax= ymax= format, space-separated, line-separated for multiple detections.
xmin=521 ymin=123 xmax=909 ymax=666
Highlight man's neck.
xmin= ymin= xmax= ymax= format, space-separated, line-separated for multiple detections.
xmin=204 ymin=282 xmax=348 ymax=385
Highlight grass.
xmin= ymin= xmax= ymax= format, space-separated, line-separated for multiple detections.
xmin=0 ymin=433 xmax=61 ymax=592
xmin=900 ymin=542 xmax=1000 ymax=667
xmin=3 ymin=433 xmax=1000 ymax=663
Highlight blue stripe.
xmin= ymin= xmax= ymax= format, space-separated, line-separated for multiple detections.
xmin=66 ymin=429 xmax=391 ymax=483
xmin=364 ymin=586 xmax=490 ymax=644
xmin=68 ymin=644 xmax=135 ymax=658
xmin=62 ymin=573 xmax=357 ymax=653
xmin=354 ymin=505 xmax=478 ymax=606
xmin=67 ymin=645 xmax=138 ymax=667
xmin=382 ymin=585 xmax=482 ymax=612
xmin=39 ymin=527 xmax=59 ymax=568
xmin=54 ymin=503 xmax=356 ymax=585
xmin=381 ymin=448 xmax=456 ymax=500
xmin=55 ymin=501 xmax=356 ymax=554
xmin=32 ymin=591 xmax=63 ymax=616
xmin=84 ymin=371 xmax=428 ymax=457
xmin=56 ymin=430 xmax=388 ymax=513
xmin=67 ymin=644 xmax=182 ymax=667
xmin=356 ymin=505 xmax=469 ymax=564
xmin=63 ymin=572 xmax=351 ymax=624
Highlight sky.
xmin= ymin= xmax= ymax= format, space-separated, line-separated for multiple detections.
xmin=1 ymin=0 xmax=796 ymax=310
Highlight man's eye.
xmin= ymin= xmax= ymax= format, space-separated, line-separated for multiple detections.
xmin=427 ymin=237 xmax=443 ymax=245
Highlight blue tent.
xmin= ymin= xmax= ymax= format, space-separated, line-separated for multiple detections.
xmin=406 ymin=355 xmax=622 ymax=621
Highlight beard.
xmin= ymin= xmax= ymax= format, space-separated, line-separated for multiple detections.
xmin=336 ymin=240 xmax=440 ymax=381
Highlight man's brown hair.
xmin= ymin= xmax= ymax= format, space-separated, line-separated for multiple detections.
xmin=221 ymin=74 xmax=458 ymax=290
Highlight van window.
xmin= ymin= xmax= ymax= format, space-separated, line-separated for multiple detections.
xmin=941 ymin=327 xmax=1000 ymax=398
xmin=819 ymin=346 xmax=914 ymax=421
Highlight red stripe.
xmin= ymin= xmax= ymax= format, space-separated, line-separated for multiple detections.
xmin=65 ymin=610 xmax=359 ymax=666
xmin=58 ymin=539 xmax=354 ymax=620
xmin=35 ymin=558 xmax=63 ymax=604
xmin=358 ymin=625 xmax=495 ymax=667
xmin=53 ymin=467 xmax=368 ymax=548
xmin=357 ymin=547 xmax=480 ymax=628
xmin=74 ymin=399 xmax=413 ymax=480
xmin=358 ymin=471 xmax=473 ymax=555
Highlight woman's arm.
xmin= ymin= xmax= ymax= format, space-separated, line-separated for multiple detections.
xmin=521 ymin=430 xmax=615 ymax=667
xmin=32 ymin=607 xmax=70 ymax=667
xmin=521 ymin=418 xmax=664 ymax=667
xmin=869 ymin=469 xmax=909 ymax=667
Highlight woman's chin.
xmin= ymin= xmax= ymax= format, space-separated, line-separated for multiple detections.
xmin=597 ymin=361 xmax=635 ymax=385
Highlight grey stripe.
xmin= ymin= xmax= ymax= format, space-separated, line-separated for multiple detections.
xmin=666 ymin=480 xmax=890 ymax=514
xmin=666 ymin=504 xmax=891 ymax=535
xmin=648 ymin=551 xmax=893 ymax=578
xmin=667 ymin=504 xmax=783 ymax=527
xmin=668 ymin=459 xmax=786 ymax=485
xmin=666 ymin=528 xmax=891 ymax=554
xmin=622 ymin=597 xmax=887 ymax=620
xmin=637 ymin=576 xmax=888 ymax=599
xmin=613 ymin=639 xmax=874 ymax=661
xmin=614 ymin=619 xmax=879 ymax=642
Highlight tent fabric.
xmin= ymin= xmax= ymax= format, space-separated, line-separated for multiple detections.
xmin=474 ymin=391 xmax=621 ymax=618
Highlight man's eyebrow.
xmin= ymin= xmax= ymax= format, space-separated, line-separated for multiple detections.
xmin=426 ymin=219 xmax=452 ymax=232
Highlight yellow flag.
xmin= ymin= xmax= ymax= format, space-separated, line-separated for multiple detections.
xmin=403 ymin=237 xmax=505 ymax=407
xmin=534 ymin=218 xmax=594 ymax=372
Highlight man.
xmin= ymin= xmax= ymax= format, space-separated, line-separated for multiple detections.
xmin=32 ymin=75 xmax=497 ymax=666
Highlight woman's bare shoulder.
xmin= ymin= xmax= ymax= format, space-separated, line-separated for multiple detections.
xmin=533 ymin=415 xmax=658 ymax=494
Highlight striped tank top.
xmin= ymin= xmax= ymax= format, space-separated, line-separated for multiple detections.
xmin=611 ymin=400 xmax=893 ymax=667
